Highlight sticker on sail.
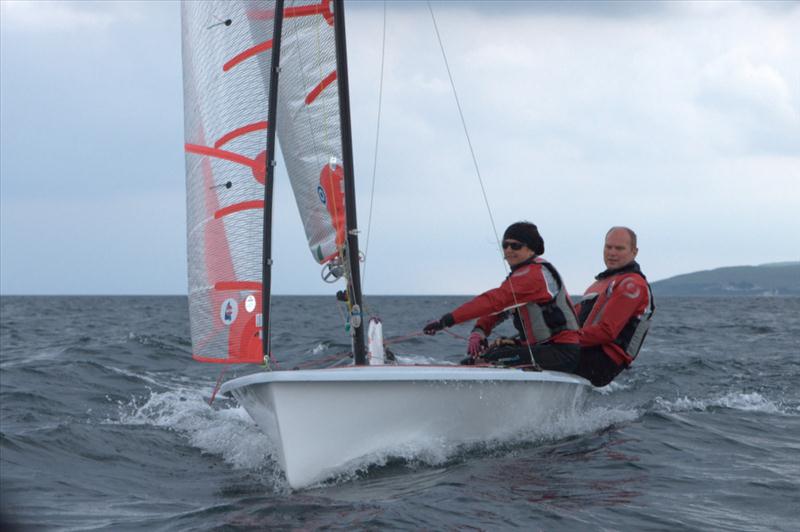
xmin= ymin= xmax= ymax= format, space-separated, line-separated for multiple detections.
xmin=245 ymin=294 xmax=256 ymax=313
xmin=317 ymin=185 xmax=327 ymax=205
xmin=220 ymin=299 xmax=238 ymax=325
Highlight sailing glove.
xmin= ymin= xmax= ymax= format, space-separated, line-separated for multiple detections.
xmin=423 ymin=313 xmax=455 ymax=335
xmin=467 ymin=330 xmax=487 ymax=357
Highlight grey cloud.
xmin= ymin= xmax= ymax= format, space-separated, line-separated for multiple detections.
xmin=348 ymin=0 xmax=674 ymax=19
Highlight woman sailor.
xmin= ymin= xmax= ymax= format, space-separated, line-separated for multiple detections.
xmin=423 ymin=222 xmax=580 ymax=373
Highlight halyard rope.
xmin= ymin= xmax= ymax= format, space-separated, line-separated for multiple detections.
xmin=427 ymin=2 xmax=535 ymax=364
xmin=361 ymin=0 xmax=387 ymax=293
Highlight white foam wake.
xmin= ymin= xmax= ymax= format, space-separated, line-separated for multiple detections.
xmin=312 ymin=401 xmax=641 ymax=489
xmin=654 ymin=391 xmax=785 ymax=414
xmin=115 ymin=386 xmax=274 ymax=470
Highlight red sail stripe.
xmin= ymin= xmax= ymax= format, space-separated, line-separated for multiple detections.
xmin=223 ymin=39 xmax=273 ymax=72
xmin=214 ymin=121 xmax=268 ymax=149
xmin=248 ymin=8 xmax=277 ymax=20
xmin=214 ymin=200 xmax=264 ymax=219
xmin=305 ymin=70 xmax=337 ymax=105
xmin=214 ymin=281 xmax=262 ymax=291
xmin=192 ymin=354 xmax=236 ymax=364
xmin=186 ymin=143 xmax=265 ymax=184
xmin=249 ymin=1 xmax=332 ymax=24
xmin=247 ymin=0 xmax=330 ymax=20
xmin=285 ymin=3 xmax=328 ymax=19
xmin=185 ymin=143 xmax=258 ymax=171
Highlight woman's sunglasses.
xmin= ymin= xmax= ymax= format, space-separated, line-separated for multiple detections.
xmin=502 ymin=241 xmax=525 ymax=250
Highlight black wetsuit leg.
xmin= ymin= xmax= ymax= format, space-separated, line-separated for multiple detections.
xmin=531 ymin=343 xmax=579 ymax=373
xmin=477 ymin=344 xmax=532 ymax=366
xmin=574 ymin=345 xmax=625 ymax=387
xmin=477 ymin=342 xmax=579 ymax=373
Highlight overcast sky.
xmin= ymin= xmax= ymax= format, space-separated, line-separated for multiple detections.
xmin=1 ymin=0 xmax=798 ymax=296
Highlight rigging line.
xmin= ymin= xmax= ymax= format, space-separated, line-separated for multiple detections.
xmin=208 ymin=365 xmax=229 ymax=405
xmin=427 ymin=2 xmax=535 ymax=363
xmin=360 ymin=0 xmax=387 ymax=293
xmin=426 ymin=1 xmax=504 ymax=264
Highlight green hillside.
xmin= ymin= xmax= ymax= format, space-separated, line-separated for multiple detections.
xmin=651 ymin=262 xmax=800 ymax=296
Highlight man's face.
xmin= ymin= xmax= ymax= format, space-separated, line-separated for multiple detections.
xmin=503 ymin=239 xmax=535 ymax=267
xmin=604 ymin=229 xmax=637 ymax=270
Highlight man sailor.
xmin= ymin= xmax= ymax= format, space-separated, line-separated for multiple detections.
xmin=423 ymin=222 xmax=580 ymax=372
xmin=574 ymin=226 xmax=655 ymax=387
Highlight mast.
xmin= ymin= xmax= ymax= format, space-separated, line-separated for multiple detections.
xmin=333 ymin=0 xmax=367 ymax=365
xmin=262 ymin=0 xmax=285 ymax=364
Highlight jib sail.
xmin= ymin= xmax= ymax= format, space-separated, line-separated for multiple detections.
xmin=276 ymin=0 xmax=346 ymax=264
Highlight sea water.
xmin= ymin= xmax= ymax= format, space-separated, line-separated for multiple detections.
xmin=1 ymin=295 xmax=798 ymax=530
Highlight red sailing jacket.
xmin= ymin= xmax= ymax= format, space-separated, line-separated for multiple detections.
xmin=450 ymin=258 xmax=580 ymax=346
xmin=575 ymin=265 xmax=652 ymax=366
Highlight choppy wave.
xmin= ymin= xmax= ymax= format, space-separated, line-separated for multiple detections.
xmin=3 ymin=295 xmax=800 ymax=530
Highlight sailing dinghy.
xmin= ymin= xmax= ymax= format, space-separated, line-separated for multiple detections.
xmin=181 ymin=0 xmax=589 ymax=489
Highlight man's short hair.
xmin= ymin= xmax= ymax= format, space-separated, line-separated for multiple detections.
xmin=606 ymin=226 xmax=637 ymax=249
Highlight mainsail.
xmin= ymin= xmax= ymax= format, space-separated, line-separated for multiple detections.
xmin=181 ymin=1 xmax=280 ymax=362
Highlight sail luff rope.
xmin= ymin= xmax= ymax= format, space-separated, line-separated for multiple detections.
xmin=427 ymin=2 xmax=536 ymax=366
xmin=361 ymin=0 xmax=387 ymax=293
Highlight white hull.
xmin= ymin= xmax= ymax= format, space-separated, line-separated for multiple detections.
xmin=220 ymin=366 xmax=590 ymax=489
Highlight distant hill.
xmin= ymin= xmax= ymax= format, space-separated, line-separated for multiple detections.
xmin=651 ymin=262 xmax=800 ymax=296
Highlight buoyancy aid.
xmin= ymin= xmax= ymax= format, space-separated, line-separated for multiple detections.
xmin=577 ymin=261 xmax=655 ymax=365
xmin=463 ymin=257 xmax=579 ymax=345
xmin=511 ymin=259 xmax=579 ymax=344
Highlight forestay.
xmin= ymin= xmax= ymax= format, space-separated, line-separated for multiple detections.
xmin=182 ymin=1 xmax=279 ymax=363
